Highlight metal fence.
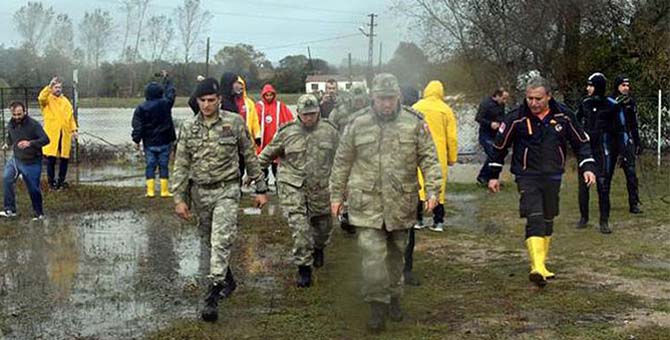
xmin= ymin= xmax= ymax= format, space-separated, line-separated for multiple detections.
xmin=0 ymin=86 xmax=76 ymax=140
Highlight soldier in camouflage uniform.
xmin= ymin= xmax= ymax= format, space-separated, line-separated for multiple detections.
xmin=329 ymin=84 xmax=369 ymax=133
xmin=327 ymin=84 xmax=370 ymax=235
xmin=258 ymin=94 xmax=339 ymax=288
xmin=329 ymin=73 xmax=443 ymax=333
xmin=171 ymin=78 xmax=269 ymax=322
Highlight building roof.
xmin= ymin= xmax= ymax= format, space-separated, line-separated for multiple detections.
xmin=305 ymin=74 xmax=366 ymax=83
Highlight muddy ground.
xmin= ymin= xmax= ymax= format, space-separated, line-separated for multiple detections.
xmin=0 ymin=155 xmax=669 ymax=339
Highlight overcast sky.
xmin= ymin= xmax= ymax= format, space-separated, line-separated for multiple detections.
xmin=0 ymin=0 xmax=414 ymax=66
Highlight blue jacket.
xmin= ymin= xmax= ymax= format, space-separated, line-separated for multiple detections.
xmin=131 ymin=80 xmax=177 ymax=147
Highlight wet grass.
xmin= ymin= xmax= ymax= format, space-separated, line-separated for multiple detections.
xmin=144 ymin=155 xmax=670 ymax=339
xmin=1 ymin=155 xmax=669 ymax=339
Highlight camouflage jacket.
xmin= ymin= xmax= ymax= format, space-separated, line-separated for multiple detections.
xmin=329 ymin=106 xmax=442 ymax=230
xmin=329 ymin=105 xmax=366 ymax=133
xmin=258 ymin=119 xmax=339 ymax=192
xmin=171 ymin=111 xmax=267 ymax=204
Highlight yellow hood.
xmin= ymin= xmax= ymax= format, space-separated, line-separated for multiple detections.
xmin=423 ymin=80 xmax=444 ymax=100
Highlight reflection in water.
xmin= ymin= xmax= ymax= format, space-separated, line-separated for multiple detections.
xmin=0 ymin=211 xmax=201 ymax=339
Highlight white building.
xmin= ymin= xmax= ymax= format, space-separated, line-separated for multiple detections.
xmin=305 ymin=75 xmax=367 ymax=94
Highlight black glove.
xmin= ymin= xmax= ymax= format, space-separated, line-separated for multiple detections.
xmin=255 ymin=138 xmax=261 ymax=147
xmin=339 ymin=212 xmax=356 ymax=235
xmin=635 ymin=144 xmax=643 ymax=156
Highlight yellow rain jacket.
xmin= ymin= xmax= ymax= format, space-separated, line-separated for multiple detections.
xmin=238 ymin=76 xmax=261 ymax=142
xmin=38 ymin=86 xmax=78 ymax=158
xmin=413 ymin=81 xmax=458 ymax=203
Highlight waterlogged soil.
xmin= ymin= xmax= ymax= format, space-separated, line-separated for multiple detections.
xmin=0 ymin=158 xmax=669 ymax=339
xmin=0 ymin=200 xmax=289 ymax=339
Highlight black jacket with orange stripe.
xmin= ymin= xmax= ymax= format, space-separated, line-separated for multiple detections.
xmin=487 ymin=98 xmax=596 ymax=179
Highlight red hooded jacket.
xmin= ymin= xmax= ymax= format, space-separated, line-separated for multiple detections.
xmin=255 ymin=84 xmax=294 ymax=154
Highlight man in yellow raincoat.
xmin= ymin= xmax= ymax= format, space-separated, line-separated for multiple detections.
xmin=414 ymin=80 xmax=458 ymax=232
xmin=39 ymin=77 xmax=78 ymax=190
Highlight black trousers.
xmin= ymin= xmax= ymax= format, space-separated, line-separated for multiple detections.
xmin=578 ymin=136 xmax=617 ymax=222
xmin=517 ymin=177 xmax=560 ymax=239
xmin=46 ymin=156 xmax=69 ymax=186
xmin=620 ymin=143 xmax=640 ymax=208
xmin=415 ymin=200 xmax=444 ymax=224
xmin=405 ymin=200 xmax=424 ymax=272
xmin=262 ymin=163 xmax=278 ymax=184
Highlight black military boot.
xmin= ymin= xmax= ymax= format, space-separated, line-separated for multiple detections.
xmin=599 ymin=220 xmax=612 ymax=234
xmin=367 ymin=302 xmax=387 ymax=333
xmin=201 ymin=283 xmax=224 ymax=322
xmin=221 ymin=268 xmax=237 ymax=298
xmin=629 ymin=203 xmax=643 ymax=214
xmin=576 ymin=217 xmax=588 ymax=229
xmin=403 ymin=270 xmax=421 ymax=286
xmin=389 ymin=297 xmax=404 ymax=322
xmin=313 ymin=248 xmax=324 ymax=268
xmin=296 ymin=265 xmax=312 ymax=288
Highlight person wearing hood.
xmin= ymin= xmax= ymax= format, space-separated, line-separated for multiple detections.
xmin=1 ymin=101 xmax=50 ymax=220
xmin=39 ymin=76 xmax=78 ymax=191
xmin=413 ymin=80 xmax=458 ymax=233
xmin=255 ymin=84 xmax=294 ymax=184
xmin=610 ymin=75 xmax=642 ymax=214
xmin=131 ymin=71 xmax=177 ymax=198
xmin=189 ymin=73 xmax=261 ymax=143
xmin=576 ymin=73 xmax=624 ymax=234
xmin=258 ymin=94 xmax=338 ymax=288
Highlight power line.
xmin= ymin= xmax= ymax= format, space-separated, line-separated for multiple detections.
xmin=211 ymin=0 xmax=367 ymax=15
xmin=257 ymin=33 xmax=361 ymax=51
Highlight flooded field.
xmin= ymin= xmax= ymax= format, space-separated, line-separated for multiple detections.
xmin=0 ymin=199 xmax=290 ymax=339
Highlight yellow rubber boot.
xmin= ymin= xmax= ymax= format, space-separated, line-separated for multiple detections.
xmin=146 ymin=179 xmax=155 ymax=198
xmin=160 ymin=179 xmax=173 ymax=197
xmin=543 ymin=236 xmax=555 ymax=279
xmin=525 ymin=237 xmax=547 ymax=287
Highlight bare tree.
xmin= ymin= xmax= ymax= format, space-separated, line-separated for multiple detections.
xmin=46 ymin=14 xmax=75 ymax=59
xmin=145 ymin=15 xmax=175 ymax=61
xmin=79 ymin=9 xmax=114 ymax=68
xmin=174 ymin=0 xmax=210 ymax=63
xmin=132 ymin=0 xmax=151 ymax=62
xmin=13 ymin=1 xmax=55 ymax=54
xmin=119 ymin=0 xmax=137 ymax=62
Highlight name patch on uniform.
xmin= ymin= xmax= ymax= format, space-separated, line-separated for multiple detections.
xmin=222 ymin=124 xmax=234 ymax=137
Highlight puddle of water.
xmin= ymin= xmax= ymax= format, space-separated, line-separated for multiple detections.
xmin=0 ymin=211 xmax=204 ymax=339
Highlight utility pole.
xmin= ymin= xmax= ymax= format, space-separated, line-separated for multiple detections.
xmin=205 ymin=37 xmax=210 ymax=77
xmin=307 ymin=46 xmax=314 ymax=75
xmin=348 ymin=52 xmax=353 ymax=87
xmin=378 ymin=42 xmax=383 ymax=71
xmin=360 ymin=13 xmax=377 ymax=86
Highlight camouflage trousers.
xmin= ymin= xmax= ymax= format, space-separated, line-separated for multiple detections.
xmin=357 ymin=226 xmax=408 ymax=304
xmin=193 ymin=179 xmax=240 ymax=284
xmin=279 ymin=182 xmax=333 ymax=266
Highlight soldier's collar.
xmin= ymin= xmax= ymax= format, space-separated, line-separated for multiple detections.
xmin=196 ymin=111 xmax=222 ymax=127
xmin=373 ymin=105 xmax=400 ymax=121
